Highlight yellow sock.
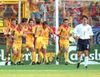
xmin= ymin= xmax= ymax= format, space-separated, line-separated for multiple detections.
xmin=5 ymin=49 xmax=8 ymax=62
xmin=15 ymin=55 xmax=18 ymax=64
xmin=32 ymin=51 xmax=36 ymax=63
xmin=45 ymin=54 xmax=48 ymax=63
xmin=38 ymin=55 xmax=41 ymax=63
xmin=11 ymin=54 xmax=16 ymax=64
xmin=16 ymin=52 xmax=21 ymax=63
xmin=11 ymin=53 xmax=14 ymax=62
xmin=38 ymin=50 xmax=44 ymax=60
xmin=6 ymin=57 xmax=8 ymax=62
xmin=20 ymin=53 xmax=24 ymax=63
xmin=64 ymin=52 xmax=68 ymax=62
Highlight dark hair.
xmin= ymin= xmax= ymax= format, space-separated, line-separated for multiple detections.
xmin=11 ymin=18 xmax=16 ymax=21
xmin=43 ymin=21 xmax=48 ymax=25
xmin=63 ymin=18 xmax=68 ymax=22
xmin=81 ymin=15 xmax=88 ymax=20
xmin=29 ymin=18 xmax=34 ymax=23
xmin=11 ymin=18 xmax=17 ymax=24
xmin=21 ymin=18 xmax=28 ymax=23
xmin=35 ymin=18 xmax=40 ymax=24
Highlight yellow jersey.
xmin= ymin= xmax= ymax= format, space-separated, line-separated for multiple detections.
xmin=42 ymin=26 xmax=53 ymax=40
xmin=14 ymin=29 xmax=23 ymax=43
xmin=32 ymin=24 xmax=43 ymax=38
xmin=57 ymin=25 xmax=70 ymax=40
xmin=26 ymin=26 xmax=34 ymax=41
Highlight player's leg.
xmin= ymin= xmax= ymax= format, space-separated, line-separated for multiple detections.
xmin=11 ymin=47 xmax=18 ymax=64
xmin=77 ymin=51 xmax=82 ymax=68
xmin=20 ymin=45 xmax=26 ymax=64
xmin=56 ymin=41 xmax=63 ymax=62
xmin=76 ymin=39 xmax=83 ymax=68
xmin=42 ymin=40 xmax=49 ymax=64
xmin=38 ymin=48 xmax=44 ymax=63
xmin=31 ymin=45 xmax=36 ymax=64
xmin=27 ymin=40 xmax=36 ymax=65
xmin=36 ymin=37 xmax=44 ymax=64
xmin=64 ymin=41 xmax=69 ymax=65
xmin=83 ymin=39 xmax=90 ymax=69
xmin=42 ymin=48 xmax=49 ymax=64
xmin=84 ymin=50 xmax=88 ymax=69
xmin=20 ymin=37 xmax=26 ymax=64
xmin=16 ymin=44 xmax=22 ymax=65
xmin=64 ymin=47 xmax=69 ymax=65
xmin=5 ymin=45 xmax=9 ymax=65
xmin=5 ymin=40 xmax=12 ymax=65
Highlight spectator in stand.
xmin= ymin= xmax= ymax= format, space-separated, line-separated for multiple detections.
xmin=81 ymin=1 xmax=90 ymax=17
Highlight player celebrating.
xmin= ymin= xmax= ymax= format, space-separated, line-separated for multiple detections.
xmin=41 ymin=21 xmax=54 ymax=64
xmin=23 ymin=18 xmax=35 ymax=64
xmin=12 ymin=25 xmax=23 ymax=64
xmin=4 ymin=19 xmax=17 ymax=65
xmin=73 ymin=15 xmax=94 ymax=69
xmin=32 ymin=19 xmax=44 ymax=64
xmin=56 ymin=18 xmax=71 ymax=65
xmin=19 ymin=18 xmax=28 ymax=64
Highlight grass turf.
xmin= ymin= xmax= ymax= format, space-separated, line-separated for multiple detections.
xmin=0 ymin=64 xmax=100 ymax=77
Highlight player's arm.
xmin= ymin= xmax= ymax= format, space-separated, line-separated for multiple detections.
xmin=48 ymin=26 xmax=56 ymax=42
xmin=56 ymin=26 xmax=62 ymax=36
xmin=11 ymin=5 xmax=17 ymax=15
xmin=32 ymin=26 xmax=36 ymax=37
xmin=4 ymin=28 xmax=11 ymax=37
xmin=56 ymin=26 xmax=67 ymax=39
xmin=48 ymin=26 xmax=53 ymax=34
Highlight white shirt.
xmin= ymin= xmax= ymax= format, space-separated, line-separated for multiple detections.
xmin=73 ymin=24 xmax=93 ymax=39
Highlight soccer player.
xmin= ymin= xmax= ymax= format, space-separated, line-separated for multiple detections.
xmin=19 ymin=18 xmax=28 ymax=64
xmin=12 ymin=25 xmax=23 ymax=64
xmin=32 ymin=19 xmax=44 ymax=64
xmin=23 ymin=18 xmax=35 ymax=64
xmin=41 ymin=21 xmax=54 ymax=64
xmin=4 ymin=19 xmax=17 ymax=65
xmin=73 ymin=15 xmax=94 ymax=69
xmin=56 ymin=18 xmax=71 ymax=65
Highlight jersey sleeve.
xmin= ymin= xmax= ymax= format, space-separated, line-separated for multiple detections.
xmin=89 ymin=26 xmax=94 ymax=36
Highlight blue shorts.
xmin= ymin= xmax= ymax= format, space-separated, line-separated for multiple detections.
xmin=22 ymin=37 xmax=26 ymax=44
xmin=77 ymin=39 xmax=90 ymax=51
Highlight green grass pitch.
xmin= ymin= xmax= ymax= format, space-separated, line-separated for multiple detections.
xmin=0 ymin=64 xmax=100 ymax=77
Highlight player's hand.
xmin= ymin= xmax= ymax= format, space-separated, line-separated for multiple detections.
xmin=11 ymin=5 xmax=14 ymax=10
xmin=75 ymin=36 xmax=79 ymax=41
